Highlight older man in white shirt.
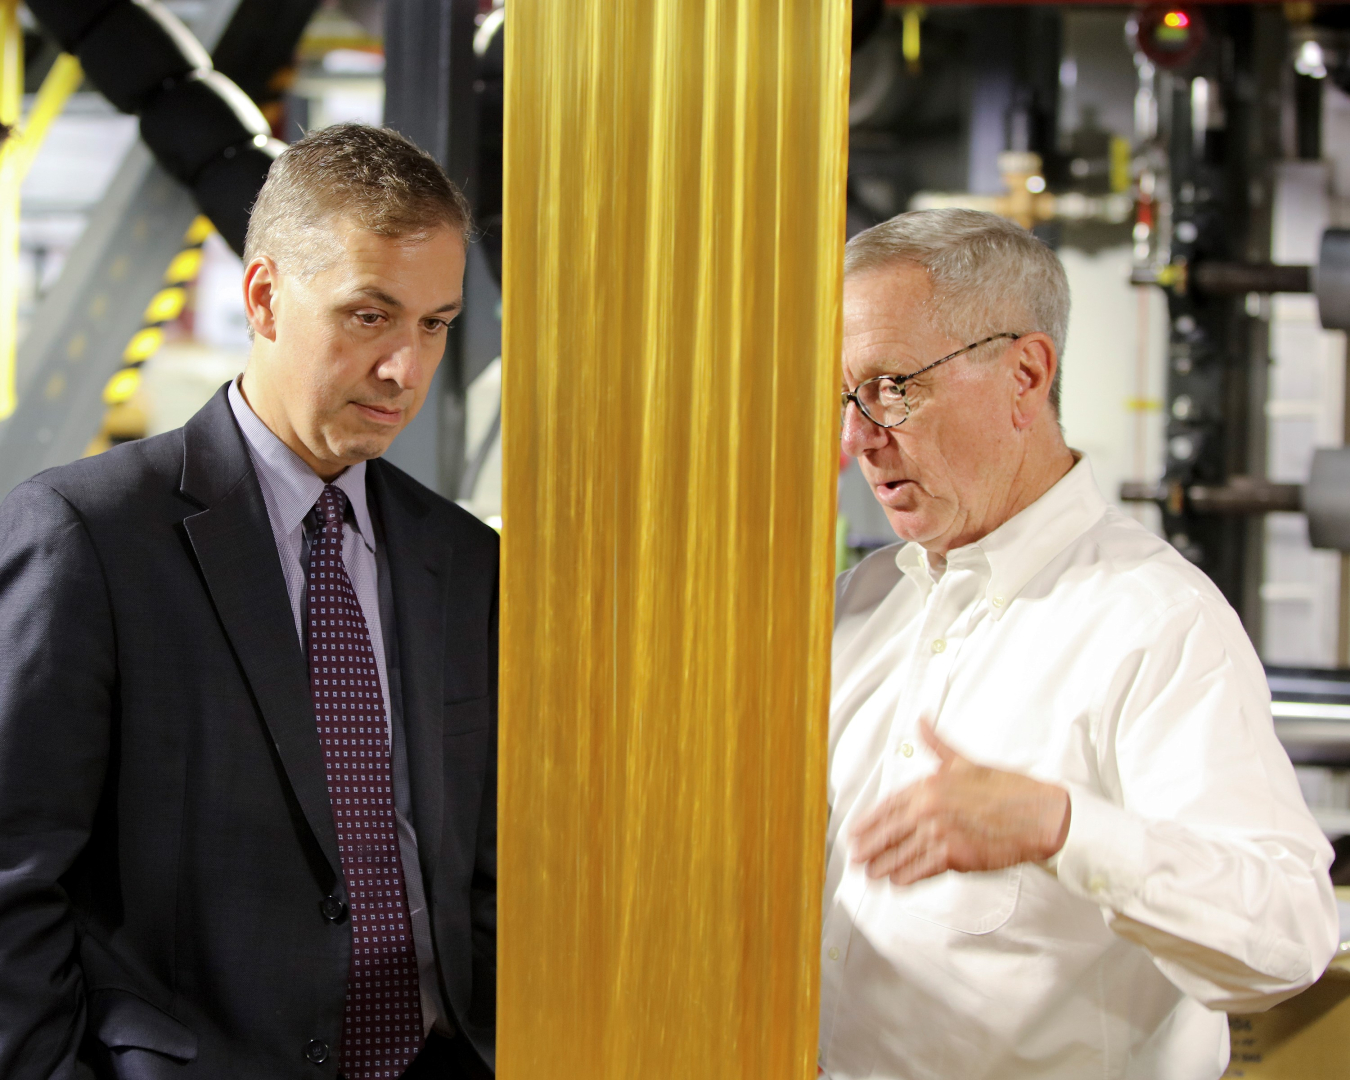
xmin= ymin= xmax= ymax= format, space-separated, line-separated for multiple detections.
xmin=820 ymin=207 xmax=1338 ymax=1080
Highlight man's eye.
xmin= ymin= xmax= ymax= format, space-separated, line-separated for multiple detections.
xmin=876 ymin=379 xmax=906 ymax=402
xmin=423 ymin=319 xmax=448 ymax=332
xmin=356 ymin=313 xmax=383 ymax=325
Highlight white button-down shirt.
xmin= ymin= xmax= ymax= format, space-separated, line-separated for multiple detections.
xmin=818 ymin=457 xmax=1337 ymax=1080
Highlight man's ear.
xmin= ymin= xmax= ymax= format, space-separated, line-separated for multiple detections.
xmin=243 ymin=256 xmax=281 ymax=342
xmin=1010 ymin=332 xmax=1057 ymax=430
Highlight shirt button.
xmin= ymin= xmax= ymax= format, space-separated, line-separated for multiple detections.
xmin=991 ymin=595 xmax=1005 ymax=608
xmin=828 ymin=947 xmax=840 ymax=961
xmin=304 ymin=1039 xmax=329 ymax=1064
xmin=1088 ymin=875 xmax=1107 ymax=895
xmin=931 ymin=639 xmax=946 ymax=653
xmin=900 ymin=742 xmax=914 ymax=757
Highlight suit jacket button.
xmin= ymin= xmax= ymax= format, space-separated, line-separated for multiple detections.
xmin=305 ymin=1039 xmax=329 ymax=1064
xmin=320 ymin=896 xmax=348 ymax=923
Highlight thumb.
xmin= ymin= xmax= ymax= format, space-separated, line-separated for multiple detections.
xmin=919 ymin=715 xmax=960 ymax=765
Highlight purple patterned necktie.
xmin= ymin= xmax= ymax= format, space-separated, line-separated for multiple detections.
xmin=307 ymin=485 xmax=423 ymax=1079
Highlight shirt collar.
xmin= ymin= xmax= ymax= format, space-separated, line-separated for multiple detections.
xmin=893 ymin=455 xmax=1106 ymax=619
xmin=227 ymin=378 xmax=375 ymax=552
xmin=894 ymin=542 xmax=941 ymax=602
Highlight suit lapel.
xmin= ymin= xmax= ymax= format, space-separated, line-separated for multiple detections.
xmin=368 ymin=460 xmax=448 ymax=875
xmin=179 ymin=388 xmax=342 ymax=879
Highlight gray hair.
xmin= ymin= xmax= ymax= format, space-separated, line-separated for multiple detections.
xmin=844 ymin=208 xmax=1070 ymax=410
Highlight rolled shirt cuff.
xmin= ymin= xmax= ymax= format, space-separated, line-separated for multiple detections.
xmin=1046 ymin=782 xmax=1148 ymax=911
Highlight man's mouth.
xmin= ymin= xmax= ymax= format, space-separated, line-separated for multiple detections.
xmin=352 ymin=401 xmax=404 ymax=425
xmin=874 ymin=478 xmax=916 ymax=505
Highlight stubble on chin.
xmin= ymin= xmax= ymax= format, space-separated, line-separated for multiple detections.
xmin=319 ymin=420 xmax=400 ymax=466
xmin=338 ymin=436 xmax=397 ymax=464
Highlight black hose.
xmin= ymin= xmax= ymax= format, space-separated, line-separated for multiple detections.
xmin=26 ymin=0 xmax=288 ymax=255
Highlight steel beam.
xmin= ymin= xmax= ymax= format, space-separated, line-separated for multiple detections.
xmin=0 ymin=146 xmax=197 ymax=496
xmin=382 ymin=0 xmax=479 ymax=497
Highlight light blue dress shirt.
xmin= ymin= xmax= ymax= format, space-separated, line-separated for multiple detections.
xmin=227 ymin=378 xmax=449 ymax=1037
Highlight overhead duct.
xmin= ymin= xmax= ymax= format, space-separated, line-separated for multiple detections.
xmin=25 ymin=0 xmax=287 ymax=254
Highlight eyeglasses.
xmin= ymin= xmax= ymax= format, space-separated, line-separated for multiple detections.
xmin=840 ymin=333 xmax=1022 ymax=430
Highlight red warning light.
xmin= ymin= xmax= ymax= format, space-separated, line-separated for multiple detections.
xmin=1136 ymin=5 xmax=1205 ymax=69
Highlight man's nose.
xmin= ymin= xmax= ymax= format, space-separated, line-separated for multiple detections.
xmin=841 ymin=399 xmax=887 ymax=457
xmin=378 ymin=332 xmax=425 ymax=390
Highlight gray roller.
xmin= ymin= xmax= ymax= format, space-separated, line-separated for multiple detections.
xmin=1306 ymin=447 xmax=1350 ymax=550
xmin=1318 ymin=229 xmax=1350 ymax=332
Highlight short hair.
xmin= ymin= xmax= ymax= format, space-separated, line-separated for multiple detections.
xmin=243 ymin=123 xmax=472 ymax=277
xmin=844 ymin=209 xmax=1071 ymax=410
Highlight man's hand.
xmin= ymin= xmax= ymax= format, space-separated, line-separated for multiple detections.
xmin=849 ymin=717 xmax=1071 ymax=886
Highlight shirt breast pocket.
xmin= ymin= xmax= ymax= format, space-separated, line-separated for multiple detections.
xmin=894 ymin=865 xmax=1022 ymax=935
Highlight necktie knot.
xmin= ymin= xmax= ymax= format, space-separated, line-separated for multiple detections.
xmin=316 ymin=484 xmax=346 ymax=527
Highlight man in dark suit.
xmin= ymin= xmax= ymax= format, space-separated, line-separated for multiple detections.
xmin=0 ymin=123 xmax=497 ymax=1079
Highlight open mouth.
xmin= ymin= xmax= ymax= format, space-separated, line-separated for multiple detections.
xmin=875 ymin=478 xmax=915 ymax=505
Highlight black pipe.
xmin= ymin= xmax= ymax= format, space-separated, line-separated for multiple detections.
xmin=1192 ymin=261 xmax=1313 ymax=295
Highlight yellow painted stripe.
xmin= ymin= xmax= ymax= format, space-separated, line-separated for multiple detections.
xmin=184 ymin=215 xmax=214 ymax=245
xmin=122 ymin=327 xmax=165 ymax=363
xmin=164 ymin=248 xmax=204 ymax=285
xmin=143 ymin=286 xmax=186 ymax=324
xmin=102 ymin=367 xmax=141 ymax=405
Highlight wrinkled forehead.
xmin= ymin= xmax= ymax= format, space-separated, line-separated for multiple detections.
xmin=843 ymin=264 xmax=950 ymax=380
xmin=843 ymin=261 xmax=935 ymax=319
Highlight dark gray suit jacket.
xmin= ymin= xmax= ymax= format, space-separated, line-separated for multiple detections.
xmin=0 ymin=387 xmax=498 ymax=1079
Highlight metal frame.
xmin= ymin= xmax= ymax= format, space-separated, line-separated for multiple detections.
xmin=382 ymin=0 xmax=481 ymax=498
xmin=0 ymin=145 xmax=199 ymax=496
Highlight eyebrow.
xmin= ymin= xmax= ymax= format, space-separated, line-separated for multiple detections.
xmin=349 ymin=287 xmax=463 ymax=316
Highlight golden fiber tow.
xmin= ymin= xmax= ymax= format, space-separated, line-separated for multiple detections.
xmin=498 ymin=2 xmax=850 ymax=1076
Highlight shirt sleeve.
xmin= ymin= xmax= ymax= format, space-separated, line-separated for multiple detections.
xmin=1052 ymin=590 xmax=1339 ymax=1013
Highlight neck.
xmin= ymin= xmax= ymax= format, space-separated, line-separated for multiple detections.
xmin=238 ymin=367 xmax=346 ymax=482
xmin=926 ymin=431 xmax=1075 ymax=557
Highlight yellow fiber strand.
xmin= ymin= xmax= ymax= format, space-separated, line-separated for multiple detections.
xmin=498 ymin=2 xmax=850 ymax=1076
